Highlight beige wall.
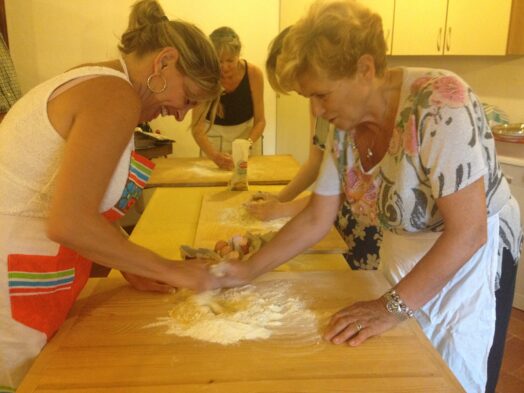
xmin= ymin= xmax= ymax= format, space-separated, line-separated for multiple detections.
xmin=5 ymin=0 xmax=279 ymax=156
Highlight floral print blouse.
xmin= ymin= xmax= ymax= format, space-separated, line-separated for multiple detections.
xmin=314 ymin=118 xmax=382 ymax=270
xmin=315 ymin=67 xmax=522 ymax=284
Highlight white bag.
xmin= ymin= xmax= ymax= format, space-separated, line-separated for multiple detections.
xmin=229 ymin=139 xmax=250 ymax=191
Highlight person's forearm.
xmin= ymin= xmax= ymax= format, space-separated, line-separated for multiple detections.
xmin=47 ymin=212 xmax=173 ymax=282
xmin=279 ymin=196 xmax=311 ymax=217
xmin=278 ymin=159 xmax=321 ymax=202
xmin=393 ymin=178 xmax=488 ymax=312
xmin=248 ymin=194 xmax=339 ymax=276
xmin=248 ymin=119 xmax=266 ymax=143
xmin=393 ymin=225 xmax=487 ymax=312
xmin=193 ymin=129 xmax=218 ymax=159
xmin=278 ymin=167 xmax=317 ymax=202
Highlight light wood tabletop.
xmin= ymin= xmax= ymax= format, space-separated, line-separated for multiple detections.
xmin=17 ymin=270 xmax=464 ymax=393
xmin=194 ymin=190 xmax=347 ymax=254
xmin=17 ymin=183 xmax=464 ymax=393
xmin=146 ymin=155 xmax=301 ymax=188
xmin=129 ymin=186 xmax=349 ymax=268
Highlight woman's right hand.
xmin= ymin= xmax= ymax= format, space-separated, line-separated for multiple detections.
xmin=122 ymin=259 xmax=219 ymax=293
xmin=245 ymin=193 xmax=287 ymax=221
xmin=160 ymin=260 xmax=220 ymax=292
xmin=212 ymin=260 xmax=258 ymax=288
xmin=212 ymin=152 xmax=234 ymax=170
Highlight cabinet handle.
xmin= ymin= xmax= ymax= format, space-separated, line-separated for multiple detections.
xmin=446 ymin=27 xmax=451 ymax=52
xmin=437 ymin=27 xmax=442 ymax=52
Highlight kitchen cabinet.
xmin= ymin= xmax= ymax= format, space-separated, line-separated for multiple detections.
xmin=363 ymin=0 xmax=395 ymax=54
xmin=393 ymin=0 xmax=512 ymax=55
xmin=507 ymin=0 xmax=524 ymax=54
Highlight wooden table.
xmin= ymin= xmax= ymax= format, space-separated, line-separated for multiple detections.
xmin=129 ymin=187 xmax=348 ymax=267
xmin=194 ymin=190 xmax=347 ymax=254
xmin=146 ymin=155 xmax=300 ymax=188
xmin=17 ymin=270 xmax=464 ymax=393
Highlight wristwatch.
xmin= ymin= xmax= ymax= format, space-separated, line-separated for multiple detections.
xmin=382 ymin=289 xmax=414 ymax=320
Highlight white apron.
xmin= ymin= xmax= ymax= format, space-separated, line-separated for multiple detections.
xmin=380 ymin=214 xmax=499 ymax=393
xmin=202 ymin=118 xmax=262 ymax=156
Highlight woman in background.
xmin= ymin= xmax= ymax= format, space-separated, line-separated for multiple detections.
xmin=216 ymin=1 xmax=521 ymax=391
xmin=192 ymin=26 xmax=266 ymax=170
xmin=0 ymin=0 xmax=221 ymax=389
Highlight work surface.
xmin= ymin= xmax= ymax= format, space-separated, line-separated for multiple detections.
xmin=17 ymin=271 xmax=464 ymax=393
xmin=129 ymin=186 xmax=349 ymax=270
xmin=194 ymin=190 xmax=347 ymax=254
xmin=146 ymin=155 xmax=300 ymax=187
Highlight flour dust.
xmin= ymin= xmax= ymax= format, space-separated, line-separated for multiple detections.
xmin=145 ymin=280 xmax=318 ymax=345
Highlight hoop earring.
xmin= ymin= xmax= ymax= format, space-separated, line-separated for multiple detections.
xmin=146 ymin=73 xmax=167 ymax=94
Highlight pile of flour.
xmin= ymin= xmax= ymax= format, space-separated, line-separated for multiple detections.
xmin=147 ymin=281 xmax=318 ymax=345
xmin=219 ymin=207 xmax=290 ymax=232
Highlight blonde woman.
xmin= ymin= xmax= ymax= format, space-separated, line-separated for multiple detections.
xmin=0 ymin=0 xmax=221 ymax=389
xmin=217 ymin=1 xmax=521 ymax=392
xmin=192 ymin=26 xmax=266 ymax=170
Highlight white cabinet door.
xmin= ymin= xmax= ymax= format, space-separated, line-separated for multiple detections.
xmin=393 ymin=0 xmax=511 ymax=55
xmin=444 ymin=0 xmax=512 ymax=55
xmin=392 ymin=0 xmax=448 ymax=55
xmin=500 ymin=162 xmax=524 ymax=310
xmin=363 ymin=0 xmax=395 ymax=55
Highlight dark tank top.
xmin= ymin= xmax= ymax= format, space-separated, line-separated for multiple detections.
xmin=207 ymin=60 xmax=254 ymax=126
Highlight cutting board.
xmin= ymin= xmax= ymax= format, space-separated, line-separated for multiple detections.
xmin=147 ymin=155 xmax=300 ymax=188
xmin=17 ymin=271 xmax=464 ymax=392
xmin=193 ymin=191 xmax=348 ymax=254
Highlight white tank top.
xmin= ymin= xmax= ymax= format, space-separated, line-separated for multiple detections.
xmin=0 ymin=65 xmax=133 ymax=218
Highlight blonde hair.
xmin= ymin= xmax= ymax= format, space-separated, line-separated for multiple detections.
xmin=209 ymin=27 xmax=242 ymax=57
xmin=276 ymin=0 xmax=387 ymax=92
xmin=119 ymin=0 xmax=221 ymax=102
xmin=266 ymin=26 xmax=292 ymax=94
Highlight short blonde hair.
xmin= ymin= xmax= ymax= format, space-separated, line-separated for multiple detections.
xmin=276 ymin=0 xmax=387 ymax=92
xmin=209 ymin=27 xmax=242 ymax=57
xmin=119 ymin=0 xmax=221 ymax=101
xmin=266 ymin=26 xmax=292 ymax=94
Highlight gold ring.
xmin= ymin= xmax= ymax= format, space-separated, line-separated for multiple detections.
xmin=355 ymin=322 xmax=363 ymax=332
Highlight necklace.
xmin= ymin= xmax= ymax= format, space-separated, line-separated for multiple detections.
xmin=118 ymin=56 xmax=129 ymax=79
xmin=366 ymin=143 xmax=374 ymax=159
xmin=352 ymin=132 xmax=375 ymax=160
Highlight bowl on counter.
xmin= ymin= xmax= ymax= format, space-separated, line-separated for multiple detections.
xmin=492 ymin=123 xmax=524 ymax=144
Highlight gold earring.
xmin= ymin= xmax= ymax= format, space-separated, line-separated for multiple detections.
xmin=146 ymin=73 xmax=167 ymax=94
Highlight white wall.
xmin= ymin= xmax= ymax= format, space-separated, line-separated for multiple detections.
xmin=387 ymin=56 xmax=524 ymax=124
xmin=5 ymin=0 xmax=279 ymax=155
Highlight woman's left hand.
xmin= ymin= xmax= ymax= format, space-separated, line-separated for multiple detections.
xmin=324 ymin=298 xmax=402 ymax=346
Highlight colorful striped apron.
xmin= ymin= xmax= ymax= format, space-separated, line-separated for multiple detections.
xmin=6 ymin=151 xmax=154 ymax=339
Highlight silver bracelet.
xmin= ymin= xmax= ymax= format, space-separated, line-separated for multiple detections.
xmin=382 ymin=289 xmax=414 ymax=319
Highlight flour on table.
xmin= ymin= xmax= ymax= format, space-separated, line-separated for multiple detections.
xmin=146 ymin=281 xmax=318 ymax=345
xmin=187 ymin=161 xmax=224 ymax=176
xmin=219 ymin=207 xmax=290 ymax=232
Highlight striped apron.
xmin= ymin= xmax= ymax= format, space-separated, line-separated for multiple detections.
xmin=1 ymin=151 xmax=153 ymax=391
